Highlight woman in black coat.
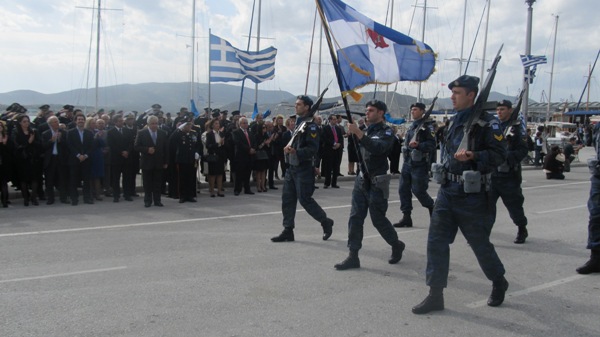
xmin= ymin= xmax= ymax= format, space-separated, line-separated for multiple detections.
xmin=0 ymin=121 xmax=13 ymax=207
xmin=11 ymin=114 xmax=43 ymax=206
xmin=204 ymin=119 xmax=226 ymax=197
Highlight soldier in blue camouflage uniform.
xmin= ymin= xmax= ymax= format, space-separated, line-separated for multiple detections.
xmin=271 ymin=95 xmax=334 ymax=242
xmin=413 ymin=75 xmax=509 ymax=315
xmin=490 ymin=100 xmax=529 ymax=243
xmin=334 ymin=100 xmax=406 ymax=270
xmin=577 ymin=126 xmax=600 ymax=274
xmin=394 ymin=102 xmax=436 ymax=228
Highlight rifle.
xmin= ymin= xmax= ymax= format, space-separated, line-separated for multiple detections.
xmin=286 ymin=84 xmax=330 ymax=148
xmin=503 ymin=89 xmax=526 ymax=138
xmin=410 ymin=93 xmax=439 ymax=144
xmin=457 ymin=44 xmax=504 ymax=152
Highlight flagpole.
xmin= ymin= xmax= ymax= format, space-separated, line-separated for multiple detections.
xmin=190 ymin=0 xmax=196 ymax=109
xmin=546 ymin=14 xmax=558 ymax=122
xmin=238 ymin=0 xmax=257 ymax=112
xmin=255 ymin=0 xmax=262 ymax=105
xmin=208 ymin=28 xmax=211 ymax=110
xmin=523 ymin=0 xmax=536 ymax=122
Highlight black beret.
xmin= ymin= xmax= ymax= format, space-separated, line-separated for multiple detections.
xmin=497 ymin=100 xmax=513 ymax=109
xmin=410 ymin=102 xmax=426 ymax=110
xmin=230 ymin=110 xmax=240 ymax=116
xmin=448 ymin=75 xmax=480 ymax=90
xmin=39 ymin=104 xmax=50 ymax=110
xmin=152 ymin=104 xmax=162 ymax=109
xmin=365 ymin=99 xmax=387 ymax=113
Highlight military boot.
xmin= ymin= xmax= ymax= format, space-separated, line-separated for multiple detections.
xmin=412 ymin=287 xmax=444 ymax=315
xmin=271 ymin=228 xmax=295 ymax=242
xmin=576 ymin=250 xmax=600 ymax=274
xmin=321 ymin=218 xmax=334 ymax=241
xmin=488 ymin=276 xmax=509 ymax=307
xmin=388 ymin=240 xmax=406 ymax=264
xmin=334 ymin=250 xmax=360 ymax=270
xmin=393 ymin=212 xmax=413 ymax=228
xmin=514 ymin=226 xmax=528 ymax=244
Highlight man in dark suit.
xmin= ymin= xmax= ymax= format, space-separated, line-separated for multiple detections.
xmin=321 ymin=114 xmax=344 ymax=188
xmin=107 ymin=114 xmax=133 ymax=202
xmin=134 ymin=115 xmax=168 ymax=207
xmin=41 ymin=116 xmax=68 ymax=205
xmin=232 ymin=117 xmax=256 ymax=195
xmin=66 ymin=113 xmax=94 ymax=205
xmin=124 ymin=113 xmax=139 ymax=198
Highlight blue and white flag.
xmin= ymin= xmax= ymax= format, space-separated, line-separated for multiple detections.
xmin=520 ymin=54 xmax=547 ymax=67
xmin=316 ymin=0 xmax=436 ymax=101
xmin=210 ymin=34 xmax=277 ymax=83
xmin=524 ymin=65 xmax=538 ymax=84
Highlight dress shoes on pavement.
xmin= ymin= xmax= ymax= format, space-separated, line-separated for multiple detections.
xmin=269 ymin=185 xmax=278 ymax=190
xmin=271 ymin=228 xmax=295 ymax=242
xmin=514 ymin=226 xmax=528 ymax=244
xmin=488 ymin=277 xmax=509 ymax=307
xmin=234 ymin=191 xmax=240 ymax=196
xmin=331 ymin=185 xmax=340 ymax=188
xmin=144 ymin=202 xmax=152 ymax=208
xmin=154 ymin=202 xmax=164 ymax=207
xmin=388 ymin=241 xmax=406 ymax=264
xmin=576 ymin=252 xmax=600 ymax=274
xmin=393 ymin=213 xmax=413 ymax=228
xmin=179 ymin=198 xmax=185 ymax=203
xmin=244 ymin=191 xmax=255 ymax=195
xmin=124 ymin=196 xmax=133 ymax=201
xmin=321 ymin=218 xmax=334 ymax=240
xmin=412 ymin=294 xmax=444 ymax=314
xmin=334 ymin=251 xmax=360 ymax=270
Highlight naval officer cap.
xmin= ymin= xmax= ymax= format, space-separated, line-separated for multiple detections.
xmin=448 ymin=75 xmax=480 ymax=90
xmin=152 ymin=103 xmax=162 ymax=109
xmin=497 ymin=99 xmax=513 ymax=109
xmin=211 ymin=110 xmax=220 ymax=118
xmin=410 ymin=102 xmax=426 ymax=110
xmin=39 ymin=104 xmax=50 ymax=110
xmin=230 ymin=110 xmax=240 ymax=116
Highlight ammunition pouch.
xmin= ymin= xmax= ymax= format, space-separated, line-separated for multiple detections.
xmin=371 ymin=174 xmax=392 ymax=199
xmin=410 ymin=149 xmax=424 ymax=162
xmin=431 ymin=163 xmax=446 ymax=185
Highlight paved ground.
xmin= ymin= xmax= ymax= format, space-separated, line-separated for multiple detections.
xmin=1 ymin=147 xmax=598 ymax=336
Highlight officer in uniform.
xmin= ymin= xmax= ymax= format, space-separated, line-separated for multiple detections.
xmin=271 ymin=95 xmax=334 ymax=242
xmin=334 ymin=100 xmax=406 ymax=270
xmin=412 ymin=75 xmax=508 ymax=315
xmin=490 ymin=100 xmax=529 ymax=244
xmin=394 ymin=102 xmax=436 ymax=228
xmin=577 ymin=127 xmax=600 ymax=274
xmin=173 ymin=121 xmax=201 ymax=203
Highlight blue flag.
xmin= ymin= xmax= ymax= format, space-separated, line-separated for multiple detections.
xmin=190 ymin=99 xmax=200 ymax=117
xmin=252 ymin=102 xmax=259 ymax=120
xmin=262 ymin=109 xmax=271 ymax=119
xmin=317 ymin=0 xmax=436 ymax=101
xmin=210 ymin=34 xmax=277 ymax=83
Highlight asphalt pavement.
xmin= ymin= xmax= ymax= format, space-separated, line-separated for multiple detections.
xmin=1 ymin=147 xmax=598 ymax=337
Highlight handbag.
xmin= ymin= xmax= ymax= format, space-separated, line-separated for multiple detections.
xmin=255 ymin=149 xmax=268 ymax=160
xmin=205 ymin=154 xmax=218 ymax=163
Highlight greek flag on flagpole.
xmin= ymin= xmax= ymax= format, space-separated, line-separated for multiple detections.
xmin=210 ymin=34 xmax=277 ymax=83
xmin=316 ymin=0 xmax=435 ymax=100
xmin=520 ymin=54 xmax=547 ymax=67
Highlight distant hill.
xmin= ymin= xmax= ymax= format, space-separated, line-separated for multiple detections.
xmin=0 ymin=82 xmax=525 ymax=117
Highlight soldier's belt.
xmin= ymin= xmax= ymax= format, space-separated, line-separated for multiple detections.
xmin=446 ymin=172 xmax=490 ymax=184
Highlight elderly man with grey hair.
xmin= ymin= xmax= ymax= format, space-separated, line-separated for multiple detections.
xmin=134 ymin=115 xmax=169 ymax=207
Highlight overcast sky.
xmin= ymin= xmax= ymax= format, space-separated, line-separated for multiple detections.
xmin=0 ymin=0 xmax=598 ymax=107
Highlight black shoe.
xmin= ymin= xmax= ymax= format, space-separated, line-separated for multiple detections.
xmin=334 ymin=252 xmax=360 ymax=270
xmin=514 ymin=227 xmax=528 ymax=244
xmin=187 ymin=198 xmax=197 ymax=202
xmin=271 ymin=228 xmax=294 ymax=242
xmin=46 ymin=199 xmax=55 ymax=205
xmin=488 ymin=277 xmax=509 ymax=307
xmin=84 ymin=200 xmax=94 ymax=204
xmin=113 ymin=198 xmax=119 ymax=203
xmin=389 ymin=241 xmax=406 ymax=264
xmin=71 ymin=201 xmax=78 ymax=206
xmin=145 ymin=203 xmax=152 ymax=208
xmin=323 ymin=185 xmax=329 ymax=189
xmin=234 ymin=191 xmax=240 ymax=196
xmin=269 ymin=186 xmax=278 ymax=190
xmin=331 ymin=185 xmax=340 ymax=188
xmin=154 ymin=202 xmax=164 ymax=207
xmin=393 ymin=213 xmax=413 ymax=228
xmin=179 ymin=198 xmax=185 ymax=203
xmin=314 ymin=186 xmax=319 ymax=189
xmin=412 ymin=294 xmax=444 ymax=314
xmin=31 ymin=199 xmax=39 ymax=206
xmin=321 ymin=218 xmax=334 ymax=241
xmin=124 ymin=196 xmax=133 ymax=201
xmin=576 ymin=256 xmax=600 ymax=274
xmin=244 ymin=191 xmax=255 ymax=195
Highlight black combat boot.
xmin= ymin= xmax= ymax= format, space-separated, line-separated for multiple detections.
xmin=334 ymin=250 xmax=360 ymax=270
xmin=388 ymin=240 xmax=406 ymax=264
xmin=412 ymin=287 xmax=444 ymax=314
xmin=271 ymin=228 xmax=295 ymax=242
xmin=321 ymin=218 xmax=334 ymax=241
xmin=576 ymin=250 xmax=600 ymax=274
xmin=514 ymin=226 xmax=528 ymax=244
xmin=487 ymin=276 xmax=509 ymax=307
xmin=393 ymin=212 xmax=412 ymax=228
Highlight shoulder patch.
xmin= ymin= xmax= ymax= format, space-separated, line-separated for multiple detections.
xmin=492 ymin=124 xmax=500 ymax=130
xmin=385 ymin=129 xmax=392 ymax=136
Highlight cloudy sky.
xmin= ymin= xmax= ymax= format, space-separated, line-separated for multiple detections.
xmin=0 ymin=0 xmax=598 ymax=107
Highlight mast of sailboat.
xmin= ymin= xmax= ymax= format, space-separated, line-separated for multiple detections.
xmin=479 ymin=0 xmax=491 ymax=86
xmin=575 ymin=49 xmax=600 ymax=112
xmin=238 ymin=0 xmax=257 ymax=111
xmin=546 ymin=14 xmax=558 ymax=122
xmin=190 ymin=0 xmax=196 ymax=106
xmin=305 ymin=8 xmax=318 ymax=95
xmin=208 ymin=28 xmax=211 ymax=110
xmin=94 ymin=0 xmax=101 ymax=114
xmin=459 ymin=0 xmax=467 ymax=75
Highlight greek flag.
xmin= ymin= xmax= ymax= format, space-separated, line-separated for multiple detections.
xmin=520 ymin=54 xmax=547 ymax=67
xmin=209 ymin=34 xmax=277 ymax=83
xmin=317 ymin=0 xmax=435 ymax=101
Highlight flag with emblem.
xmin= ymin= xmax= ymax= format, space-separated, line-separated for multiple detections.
xmin=316 ymin=0 xmax=436 ymax=101
xmin=210 ymin=34 xmax=277 ymax=83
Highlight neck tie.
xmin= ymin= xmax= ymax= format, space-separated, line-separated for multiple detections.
xmin=244 ymin=129 xmax=251 ymax=146
xmin=332 ymin=126 xmax=338 ymax=143
xmin=52 ymin=130 xmax=58 ymax=155
xmin=79 ymin=129 xmax=84 ymax=143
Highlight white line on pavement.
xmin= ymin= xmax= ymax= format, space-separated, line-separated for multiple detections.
xmin=535 ymin=205 xmax=587 ymax=214
xmin=0 ymin=266 xmax=128 ymax=284
xmin=465 ymin=274 xmax=587 ymax=308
